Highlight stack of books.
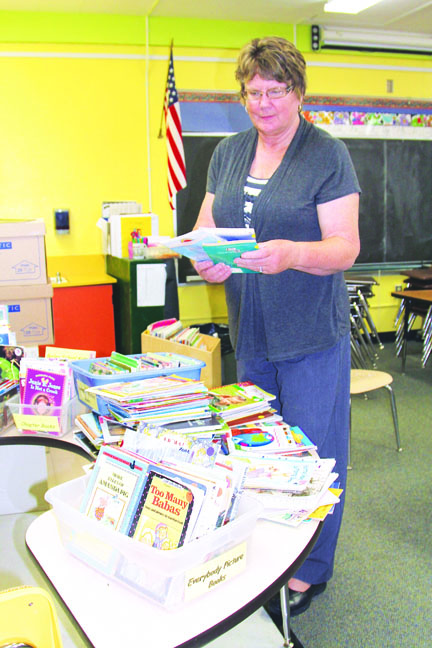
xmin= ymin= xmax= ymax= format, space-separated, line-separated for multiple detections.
xmin=87 ymin=350 xmax=199 ymax=376
xmin=146 ymin=319 xmax=203 ymax=348
xmin=163 ymin=227 xmax=258 ymax=271
xmin=80 ymin=442 xmax=247 ymax=550
xmin=86 ymin=374 xmax=212 ymax=426
xmin=208 ymin=381 xmax=279 ymax=426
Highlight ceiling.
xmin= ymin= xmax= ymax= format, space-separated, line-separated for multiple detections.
xmin=1 ymin=0 xmax=432 ymax=36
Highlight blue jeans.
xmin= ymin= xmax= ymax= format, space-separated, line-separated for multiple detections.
xmin=236 ymin=333 xmax=350 ymax=584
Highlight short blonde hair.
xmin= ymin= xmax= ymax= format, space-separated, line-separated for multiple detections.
xmin=235 ymin=36 xmax=307 ymax=100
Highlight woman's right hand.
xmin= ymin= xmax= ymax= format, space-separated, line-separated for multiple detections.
xmin=194 ymin=260 xmax=232 ymax=283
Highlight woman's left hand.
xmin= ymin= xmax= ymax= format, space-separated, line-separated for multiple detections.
xmin=234 ymin=240 xmax=297 ymax=275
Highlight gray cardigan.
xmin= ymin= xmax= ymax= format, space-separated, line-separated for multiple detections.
xmin=207 ymin=117 xmax=361 ymax=361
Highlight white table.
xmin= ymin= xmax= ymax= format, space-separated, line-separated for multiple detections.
xmin=26 ymin=509 xmax=321 ymax=648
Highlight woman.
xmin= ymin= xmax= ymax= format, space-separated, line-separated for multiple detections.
xmin=193 ymin=36 xmax=360 ymax=617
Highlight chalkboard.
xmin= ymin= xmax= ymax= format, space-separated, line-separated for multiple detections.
xmin=176 ymin=134 xmax=432 ymax=282
xmin=177 ymin=136 xmax=224 ymax=283
xmin=341 ymin=138 xmax=432 ymax=265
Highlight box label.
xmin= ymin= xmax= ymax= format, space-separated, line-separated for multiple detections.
xmin=184 ymin=541 xmax=247 ymax=602
xmin=0 ymin=242 xmax=12 ymax=249
xmin=8 ymin=305 xmax=20 ymax=312
xmin=13 ymin=413 xmax=61 ymax=434
xmin=76 ymin=378 xmax=98 ymax=410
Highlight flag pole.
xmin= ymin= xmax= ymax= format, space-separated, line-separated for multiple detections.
xmin=158 ymin=40 xmax=174 ymax=139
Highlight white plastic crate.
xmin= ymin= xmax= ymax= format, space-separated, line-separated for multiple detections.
xmin=45 ymin=474 xmax=262 ymax=608
xmin=6 ymin=396 xmax=88 ymax=438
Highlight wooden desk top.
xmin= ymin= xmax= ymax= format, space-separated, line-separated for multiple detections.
xmin=391 ymin=289 xmax=432 ymax=303
xmin=401 ymin=268 xmax=432 ymax=282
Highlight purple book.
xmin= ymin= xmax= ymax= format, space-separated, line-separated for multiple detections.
xmin=22 ymin=368 xmax=68 ymax=434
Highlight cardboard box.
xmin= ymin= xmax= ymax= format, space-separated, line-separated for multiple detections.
xmin=0 ymin=283 xmax=54 ymax=345
xmin=0 ymin=219 xmax=47 ymax=286
xmin=141 ymin=331 xmax=221 ymax=389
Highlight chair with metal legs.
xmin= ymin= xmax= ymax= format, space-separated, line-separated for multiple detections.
xmin=349 ymin=369 xmax=402 ymax=468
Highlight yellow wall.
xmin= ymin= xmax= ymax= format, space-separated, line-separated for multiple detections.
xmin=1 ymin=13 xmax=431 ymax=327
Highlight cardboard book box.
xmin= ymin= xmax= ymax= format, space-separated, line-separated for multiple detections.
xmin=0 ymin=219 xmax=48 ymax=286
xmin=0 ymin=283 xmax=54 ymax=345
xmin=141 ymin=331 xmax=221 ymax=389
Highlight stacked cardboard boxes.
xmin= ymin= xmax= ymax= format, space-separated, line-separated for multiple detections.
xmin=0 ymin=220 xmax=54 ymax=346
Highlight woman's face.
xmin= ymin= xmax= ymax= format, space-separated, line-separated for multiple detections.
xmin=244 ymin=74 xmax=302 ymax=138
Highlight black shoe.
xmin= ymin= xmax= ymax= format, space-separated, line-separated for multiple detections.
xmin=264 ymin=582 xmax=327 ymax=622
xmin=289 ymin=582 xmax=327 ymax=616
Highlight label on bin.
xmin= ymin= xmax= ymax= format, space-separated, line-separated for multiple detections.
xmin=76 ymin=379 xmax=98 ymax=410
xmin=13 ymin=414 xmax=60 ymax=434
xmin=184 ymin=541 xmax=247 ymax=602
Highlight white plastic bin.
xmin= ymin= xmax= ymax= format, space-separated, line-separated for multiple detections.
xmin=45 ymin=474 xmax=262 ymax=608
xmin=6 ymin=396 xmax=88 ymax=438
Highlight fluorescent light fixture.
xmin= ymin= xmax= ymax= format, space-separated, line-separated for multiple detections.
xmin=324 ymin=0 xmax=383 ymax=14
xmin=316 ymin=25 xmax=432 ymax=52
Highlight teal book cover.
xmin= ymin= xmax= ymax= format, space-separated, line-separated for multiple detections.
xmin=202 ymin=240 xmax=259 ymax=273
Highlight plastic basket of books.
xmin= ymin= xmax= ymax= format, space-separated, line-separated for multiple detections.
xmin=6 ymin=396 xmax=88 ymax=438
xmin=70 ymin=352 xmax=205 ymax=415
xmin=45 ymin=471 xmax=262 ymax=609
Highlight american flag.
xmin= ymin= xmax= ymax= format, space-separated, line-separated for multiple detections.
xmin=163 ymin=47 xmax=187 ymax=210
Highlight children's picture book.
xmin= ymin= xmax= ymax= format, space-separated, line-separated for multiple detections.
xmin=209 ymin=382 xmax=273 ymax=422
xmin=127 ymin=470 xmax=197 ymax=549
xmin=73 ymin=430 xmax=99 ymax=458
xmin=74 ymin=411 xmax=104 ymax=448
xmin=202 ymin=240 xmax=259 ymax=273
xmin=252 ymin=458 xmax=337 ymax=513
xmin=229 ymin=422 xmax=299 ymax=454
xmin=21 ymin=367 xmax=68 ymax=415
xmin=242 ymin=455 xmax=318 ymax=493
xmin=163 ymin=414 xmax=226 ymax=433
xmin=163 ymin=227 xmax=256 ymax=263
xmin=122 ymin=423 xmax=220 ymax=469
xmin=80 ymin=445 xmax=153 ymax=533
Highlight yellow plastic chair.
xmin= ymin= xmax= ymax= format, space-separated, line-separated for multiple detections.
xmin=349 ymin=369 xmax=402 ymax=468
xmin=0 ymin=586 xmax=62 ymax=648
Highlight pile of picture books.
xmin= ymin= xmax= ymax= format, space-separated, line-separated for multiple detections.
xmin=163 ymin=227 xmax=259 ymax=272
xmin=77 ymin=377 xmax=341 ymax=533
xmin=87 ymin=350 xmax=199 ymax=376
xmin=86 ymin=374 xmax=212 ymax=426
xmin=208 ymin=381 xmax=279 ymax=426
xmin=146 ymin=318 xmax=204 ymax=347
xmin=80 ymin=442 xmax=248 ymax=550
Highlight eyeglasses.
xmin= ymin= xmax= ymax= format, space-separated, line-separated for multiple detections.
xmin=243 ymin=85 xmax=294 ymax=102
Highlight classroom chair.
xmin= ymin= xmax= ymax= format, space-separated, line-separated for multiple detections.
xmin=349 ymin=369 xmax=402 ymax=468
xmin=0 ymin=585 xmax=63 ymax=648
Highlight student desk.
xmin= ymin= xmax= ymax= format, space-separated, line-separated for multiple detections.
xmin=26 ymin=509 xmax=321 ymax=648
xmin=391 ymin=289 xmax=432 ymax=371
